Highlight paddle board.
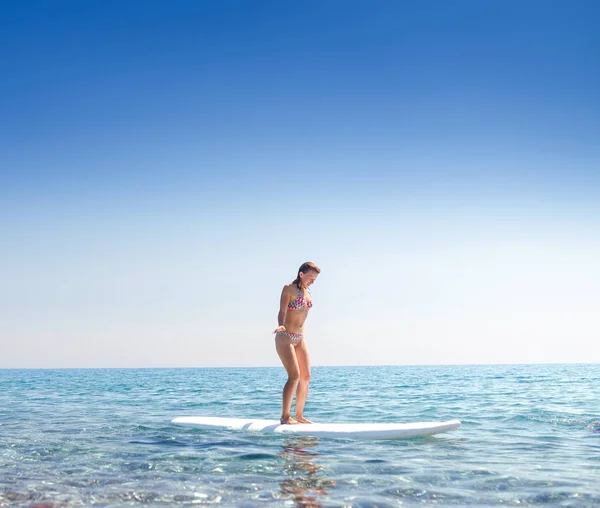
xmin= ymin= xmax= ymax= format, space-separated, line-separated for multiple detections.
xmin=171 ymin=416 xmax=461 ymax=440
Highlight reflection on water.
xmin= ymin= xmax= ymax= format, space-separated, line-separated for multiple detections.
xmin=278 ymin=436 xmax=336 ymax=507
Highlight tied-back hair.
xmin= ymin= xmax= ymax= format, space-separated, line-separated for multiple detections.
xmin=293 ymin=261 xmax=321 ymax=289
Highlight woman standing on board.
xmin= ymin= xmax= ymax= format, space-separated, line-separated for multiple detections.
xmin=273 ymin=261 xmax=320 ymax=424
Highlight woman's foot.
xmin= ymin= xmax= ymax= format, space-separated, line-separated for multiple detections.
xmin=280 ymin=416 xmax=300 ymax=424
xmin=295 ymin=415 xmax=313 ymax=424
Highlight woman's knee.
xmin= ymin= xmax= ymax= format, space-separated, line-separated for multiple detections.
xmin=286 ymin=372 xmax=301 ymax=384
xmin=300 ymin=371 xmax=311 ymax=383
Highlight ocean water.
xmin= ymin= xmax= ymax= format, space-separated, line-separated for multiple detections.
xmin=1 ymin=364 xmax=599 ymax=507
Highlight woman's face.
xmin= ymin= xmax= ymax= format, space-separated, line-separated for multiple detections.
xmin=299 ymin=270 xmax=318 ymax=288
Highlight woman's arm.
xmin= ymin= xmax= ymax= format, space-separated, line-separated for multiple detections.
xmin=274 ymin=285 xmax=291 ymax=333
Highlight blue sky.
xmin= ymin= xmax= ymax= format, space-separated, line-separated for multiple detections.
xmin=1 ymin=1 xmax=599 ymax=368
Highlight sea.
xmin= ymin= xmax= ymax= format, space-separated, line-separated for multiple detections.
xmin=1 ymin=364 xmax=599 ymax=507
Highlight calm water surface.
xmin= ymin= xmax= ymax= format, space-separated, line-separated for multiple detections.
xmin=1 ymin=364 xmax=599 ymax=506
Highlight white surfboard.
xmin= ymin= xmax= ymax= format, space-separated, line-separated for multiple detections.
xmin=171 ymin=416 xmax=461 ymax=440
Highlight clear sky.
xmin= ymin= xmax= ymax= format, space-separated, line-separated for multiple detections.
xmin=1 ymin=0 xmax=599 ymax=368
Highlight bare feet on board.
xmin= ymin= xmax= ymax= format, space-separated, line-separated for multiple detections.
xmin=295 ymin=416 xmax=313 ymax=424
xmin=280 ymin=416 xmax=300 ymax=424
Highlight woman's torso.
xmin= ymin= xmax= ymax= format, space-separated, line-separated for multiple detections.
xmin=283 ymin=284 xmax=312 ymax=333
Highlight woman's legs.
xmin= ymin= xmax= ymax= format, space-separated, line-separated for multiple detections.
xmin=275 ymin=334 xmax=301 ymax=424
xmin=294 ymin=338 xmax=312 ymax=423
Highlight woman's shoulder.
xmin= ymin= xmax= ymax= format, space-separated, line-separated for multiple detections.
xmin=282 ymin=283 xmax=298 ymax=294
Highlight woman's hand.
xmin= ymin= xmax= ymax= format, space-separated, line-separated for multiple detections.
xmin=273 ymin=325 xmax=286 ymax=334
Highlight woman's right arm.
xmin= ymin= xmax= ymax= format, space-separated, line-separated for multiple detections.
xmin=273 ymin=286 xmax=290 ymax=333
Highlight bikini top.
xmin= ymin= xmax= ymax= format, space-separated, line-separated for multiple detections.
xmin=288 ymin=287 xmax=313 ymax=311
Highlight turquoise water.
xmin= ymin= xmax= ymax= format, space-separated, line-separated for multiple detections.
xmin=1 ymin=365 xmax=599 ymax=507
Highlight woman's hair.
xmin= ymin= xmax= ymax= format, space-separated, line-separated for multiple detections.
xmin=293 ymin=261 xmax=321 ymax=288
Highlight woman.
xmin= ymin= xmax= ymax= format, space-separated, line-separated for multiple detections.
xmin=273 ymin=261 xmax=320 ymax=424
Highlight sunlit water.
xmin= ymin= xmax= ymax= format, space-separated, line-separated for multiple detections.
xmin=1 ymin=365 xmax=599 ymax=507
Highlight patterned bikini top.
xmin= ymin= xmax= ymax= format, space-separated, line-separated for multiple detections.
xmin=288 ymin=287 xmax=313 ymax=311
